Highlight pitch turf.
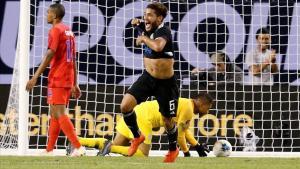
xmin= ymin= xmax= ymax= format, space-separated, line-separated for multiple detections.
xmin=0 ymin=156 xmax=299 ymax=169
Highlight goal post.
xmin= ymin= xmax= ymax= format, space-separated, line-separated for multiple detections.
xmin=17 ymin=0 xmax=30 ymax=155
xmin=1 ymin=0 xmax=300 ymax=157
xmin=0 ymin=0 xmax=30 ymax=155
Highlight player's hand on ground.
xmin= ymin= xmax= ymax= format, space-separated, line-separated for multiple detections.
xmin=131 ymin=18 xmax=142 ymax=27
xmin=71 ymin=85 xmax=81 ymax=99
xmin=194 ymin=143 xmax=210 ymax=157
xmin=183 ymin=151 xmax=191 ymax=157
xmin=136 ymin=35 xmax=145 ymax=46
xmin=26 ymin=78 xmax=37 ymax=91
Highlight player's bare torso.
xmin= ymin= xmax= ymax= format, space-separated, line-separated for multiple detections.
xmin=144 ymin=57 xmax=174 ymax=79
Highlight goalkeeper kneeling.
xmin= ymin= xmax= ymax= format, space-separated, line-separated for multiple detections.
xmin=72 ymin=93 xmax=212 ymax=157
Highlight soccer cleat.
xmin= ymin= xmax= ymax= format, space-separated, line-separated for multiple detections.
xmin=163 ymin=148 xmax=179 ymax=163
xmin=97 ymin=140 xmax=112 ymax=156
xmin=70 ymin=146 xmax=86 ymax=157
xmin=66 ymin=141 xmax=75 ymax=156
xmin=128 ymin=134 xmax=145 ymax=156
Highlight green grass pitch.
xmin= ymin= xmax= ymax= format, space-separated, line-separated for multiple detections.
xmin=0 ymin=156 xmax=299 ymax=169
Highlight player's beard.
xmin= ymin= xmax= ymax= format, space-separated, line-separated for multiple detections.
xmin=145 ymin=21 xmax=158 ymax=34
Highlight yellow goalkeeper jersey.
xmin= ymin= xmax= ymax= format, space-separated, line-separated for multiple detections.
xmin=133 ymin=98 xmax=198 ymax=152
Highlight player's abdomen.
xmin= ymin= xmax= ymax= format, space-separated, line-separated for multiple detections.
xmin=144 ymin=57 xmax=174 ymax=79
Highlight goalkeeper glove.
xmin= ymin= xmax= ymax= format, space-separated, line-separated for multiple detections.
xmin=194 ymin=143 xmax=210 ymax=157
xmin=183 ymin=151 xmax=191 ymax=157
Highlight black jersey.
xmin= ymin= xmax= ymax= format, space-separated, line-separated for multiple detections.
xmin=141 ymin=23 xmax=174 ymax=59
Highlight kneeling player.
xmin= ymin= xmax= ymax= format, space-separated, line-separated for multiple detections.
xmin=77 ymin=93 xmax=213 ymax=157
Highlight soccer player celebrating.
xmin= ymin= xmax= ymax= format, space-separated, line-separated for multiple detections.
xmin=120 ymin=2 xmax=179 ymax=162
xmin=25 ymin=3 xmax=85 ymax=156
xmin=78 ymin=93 xmax=212 ymax=157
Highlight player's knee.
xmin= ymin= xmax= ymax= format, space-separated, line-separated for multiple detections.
xmin=120 ymin=102 xmax=130 ymax=114
xmin=120 ymin=97 xmax=135 ymax=114
xmin=120 ymin=95 xmax=136 ymax=113
xmin=120 ymin=102 xmax=132 ymax=114
xmin=50 ymin=105 xmax=66 ymax=118
xmin=50 ymin=105 xmax=59 ymax=118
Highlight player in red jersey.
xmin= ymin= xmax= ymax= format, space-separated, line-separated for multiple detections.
xmin=26 ymin=3 xmax=85 ymax=156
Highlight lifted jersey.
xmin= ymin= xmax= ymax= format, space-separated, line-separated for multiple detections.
xmin=142 ymin=23 xmax=174 ymax=59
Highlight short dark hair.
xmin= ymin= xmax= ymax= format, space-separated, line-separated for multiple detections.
xmin=256 ymin=27 xmax=270 ymax=39
xmin=196 ymin=93 xmax=213 ymax=105
xmin=50 ymin=3 xmax=65 ymax=20
xmin=146 ymin=2 xmax=168 ymax=19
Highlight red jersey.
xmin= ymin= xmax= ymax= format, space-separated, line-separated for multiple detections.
xmin=47 ymin=23 xmax=76 ymax=88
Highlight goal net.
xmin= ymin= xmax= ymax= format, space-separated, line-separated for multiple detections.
xmin=1 ymin=0 xmax=300 ymax=156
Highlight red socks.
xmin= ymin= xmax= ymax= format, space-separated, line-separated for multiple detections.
xmin=46 ymin=117 xmax=60 ymax=152
xmin=58 ymin=115 xmax=81 ymax=149
xmin=46 ymin=115 xmax=81 ymax=151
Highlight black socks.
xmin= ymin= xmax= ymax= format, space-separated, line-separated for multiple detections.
xmin=123 ymin=110 xmax=140 ymax=138
xmin=166 ymin=125 xmax=178 ymax=151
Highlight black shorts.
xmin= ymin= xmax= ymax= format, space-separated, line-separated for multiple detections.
xmin=126 ymin=71 xmax=179 ymax=118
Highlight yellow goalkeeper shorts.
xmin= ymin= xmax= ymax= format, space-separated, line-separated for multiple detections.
xmin=115 ymin=117 xmax=152 ymax=145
